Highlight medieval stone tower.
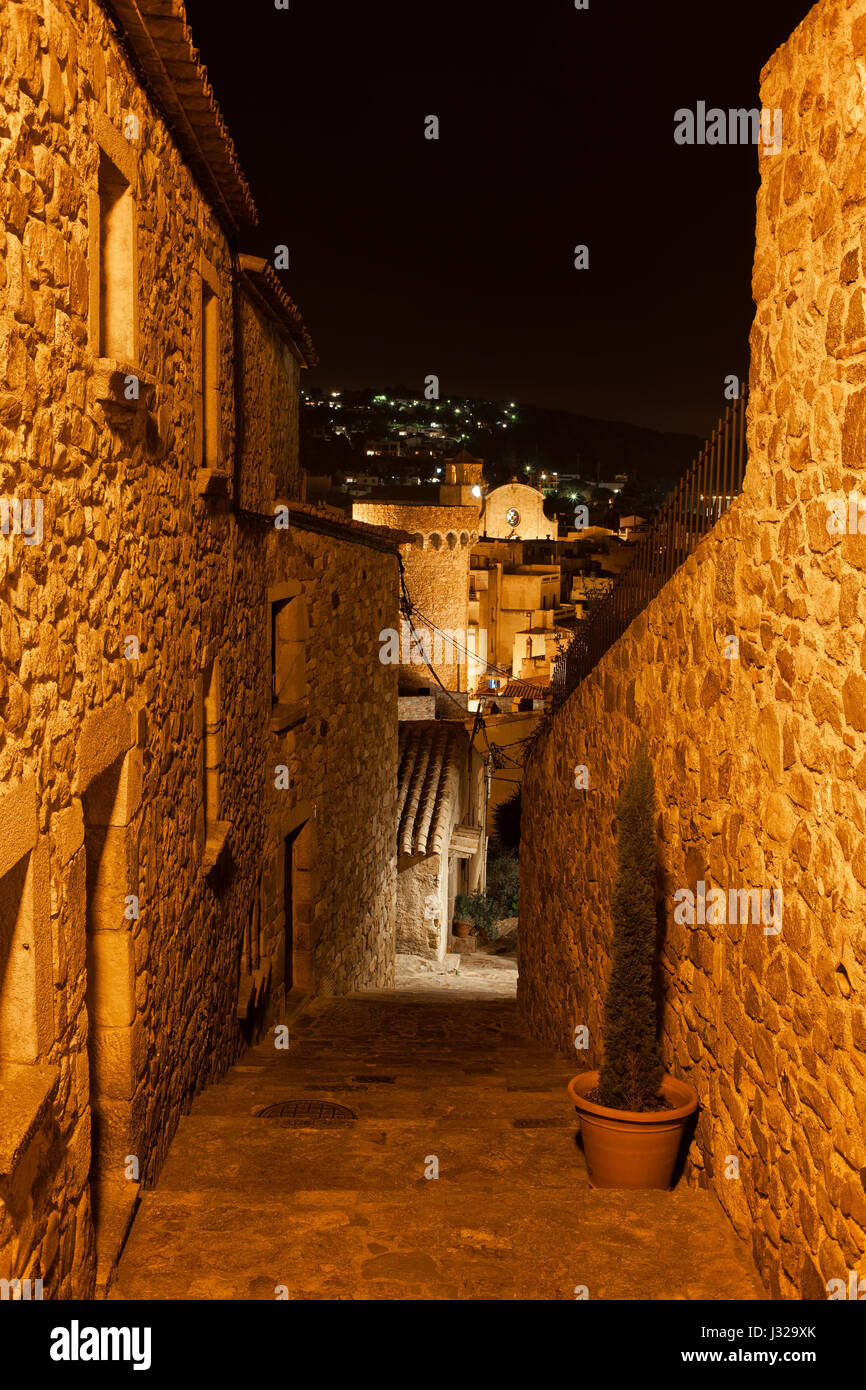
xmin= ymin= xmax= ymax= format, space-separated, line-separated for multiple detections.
xmin=353 ymin=450 xmax=485 ymax=702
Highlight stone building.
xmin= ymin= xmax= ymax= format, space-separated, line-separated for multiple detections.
xmin=353 ymin=455 xmax=482 ymax=702
xmin=470 ymin=539 xmax=562 ymax=682
xmin=520 ymin=0 xmax=866 ymax=1299
xmin=481 ymin=479 xmax=555 ymax=540
xmin=395 ymin=720 xmax=487 ymax=959
xmin=0 ymin=0 xmax=401 ymax=1300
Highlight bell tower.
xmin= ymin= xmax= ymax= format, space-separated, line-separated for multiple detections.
xmin=438 ymin=448 xmax=484 ymax=507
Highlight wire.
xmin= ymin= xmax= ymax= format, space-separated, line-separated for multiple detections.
xmin=396 ymin=555 xmax=549 ymax=779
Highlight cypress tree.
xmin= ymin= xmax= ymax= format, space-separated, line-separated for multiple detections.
xmin=597 ymin=742 xmax=664 ymax=1111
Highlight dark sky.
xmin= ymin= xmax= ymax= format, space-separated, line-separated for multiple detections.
xmin=184 ymin=0 xmax=811 ymax=437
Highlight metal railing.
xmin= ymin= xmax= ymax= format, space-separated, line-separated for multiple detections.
xmin=552 ymin=393 xmax=748 ymax=707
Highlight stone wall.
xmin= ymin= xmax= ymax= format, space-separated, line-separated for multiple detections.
xmin=353 ymin=502 xmax=478 ymax=693
xmin=520 ymin=0 xmax=866 ymax=1301
xmin=0 ymin=0 xmax=399 ymax=1299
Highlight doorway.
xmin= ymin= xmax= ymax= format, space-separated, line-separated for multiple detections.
xmin=283 ymin=829 xmax=296 ymax=994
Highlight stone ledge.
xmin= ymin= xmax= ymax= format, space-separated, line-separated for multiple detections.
xmin=202 ymin=820 xmax=232 ymax=874
xmin=0 ymin=1063 xmax=59 ymax=1177
xmin=196 ymin=468 xmax=231 ymax=500
xmin=270 ymin=701 xmax=305 ymax=734
xmin=90 ymin=358 xmax=156 ymax=411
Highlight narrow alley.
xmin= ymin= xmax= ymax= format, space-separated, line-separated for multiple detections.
xmin=111 ymin=956 xmax=764 ymax=1302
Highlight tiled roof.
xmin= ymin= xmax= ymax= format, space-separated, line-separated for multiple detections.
xmin=239 ymin=256 xmax=317 ymax=367
xmin=498 ymin=680 xmax=549 ymax=700
xmin=103 ymin=0 xmax=258 ymax=233
xmin=396 ymin=723 xmax=466 ymax=857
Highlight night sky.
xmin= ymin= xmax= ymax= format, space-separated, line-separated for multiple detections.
xmin=184 ymin=0 xmax=811 ymax=437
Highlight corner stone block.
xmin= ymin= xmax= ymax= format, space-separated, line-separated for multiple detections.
xmin=84 ymin=750 xmax=142 ymax=828
xmin=76 ymin=701 xmax=135 ymax=795
xmin=89 ymin=1019 xmax=144 ymax=1101
xmin=0 ymin=776 xmax=38 ymax=879
xmin=84 ymin=827 xmax=139 ymax=927
xmin=51 ymin=800 xmax=85 ymax=867
xmin=86 ymin=931 xmax=135 ymax=1028
xmin=91 ymin=1087 xmax=147 ymax=1178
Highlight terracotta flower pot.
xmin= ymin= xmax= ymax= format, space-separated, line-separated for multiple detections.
xmin=452 ymin=920 xmax=472 ymax=939
xmin=568 ymin=1070 xmax=698 ymax=1190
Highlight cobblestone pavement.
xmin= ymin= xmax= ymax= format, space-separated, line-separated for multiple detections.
xmin=393 ymin=948 xmax=518 ymax=997
xmin=111 ymin=984 xmax=768 ymax=1301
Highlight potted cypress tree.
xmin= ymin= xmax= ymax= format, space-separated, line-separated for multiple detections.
xmin=568 ymin=742 xmax=698 ymax=1188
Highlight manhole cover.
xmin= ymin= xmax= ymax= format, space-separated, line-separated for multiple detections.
xmin=256 ymin=1101 xmax=356 ymax=1127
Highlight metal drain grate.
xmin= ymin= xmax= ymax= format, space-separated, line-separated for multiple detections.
xmin=256 ymin=1101 xmax=356 ymax=1127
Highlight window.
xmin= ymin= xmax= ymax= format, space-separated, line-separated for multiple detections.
xmin=203 ymin=659 xmax=222 ymax=830
xmin=201 ymin=281 xmax=219 ymax=467
xmin=97 ymin=151 xmax=135 ymax=362
xmin=271 ymin=597 xmax=307 ymax=708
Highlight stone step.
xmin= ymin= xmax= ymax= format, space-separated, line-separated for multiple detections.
xmin=189 ymin=1081 xmax=576 ymax=1121
xmin=112 ymin=1184 xmax=765 ymax=1302
xmin=156 ymin=1115 xmax=585 ymax=1191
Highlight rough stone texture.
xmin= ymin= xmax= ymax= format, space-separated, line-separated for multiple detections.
xmin=352 ymin=502 xmax=478 ymax=694
xmin=110 ymin=989 xmax=764 ymax=1301
xmin=0 ymin=0 xmax=398 ymax=1298
xmin=520 ymin=0 xmax=866 ymax=1301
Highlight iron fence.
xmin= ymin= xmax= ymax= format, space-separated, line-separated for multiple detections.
xmin=552 ymin=392 xmax=748 ymax=707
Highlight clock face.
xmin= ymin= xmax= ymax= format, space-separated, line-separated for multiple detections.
xmin=506 ymin=508 xmax=520 ymax=527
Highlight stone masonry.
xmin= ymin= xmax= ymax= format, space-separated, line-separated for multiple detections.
xmin=353 ymin=501 xmax=479 ymax=696
xmin=520 ymin=0 xmax=866 ymax=1301
xmin=0 ymin=0 xmax=401 ymax=1300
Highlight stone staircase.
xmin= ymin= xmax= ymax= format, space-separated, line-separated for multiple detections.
xmin=110 ymin=992 xmax=767 ymax=1301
